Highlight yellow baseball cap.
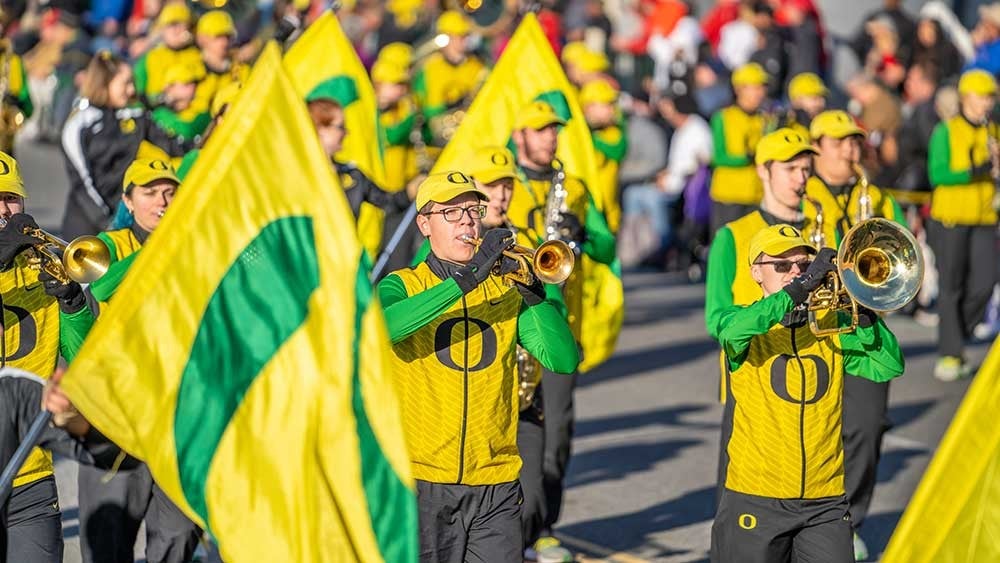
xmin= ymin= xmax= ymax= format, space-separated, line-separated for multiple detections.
xmin=0 ymin=151 xmax=26 ymax=198
xmin=514 ymin=101 xmax=566 ymax=130
xmin=754 ymin=128 xmax=818 ymax=165
xmin=468 ymin=146 xmax=517 ymax=184
xmin=196 ymin=10 xmax=235 ymax=37
xmin=162 ymin=63 xmax=202 ymax=87
xmin=156 ymin=2 xmax=192 ymax=27
xmin=731 ymin=63 xmax=769 ymax=87
xmin=747 ymin=224 xmax=816 ymax=265
xmin=437 ymin=10 xmax=471 ymax=36
xmin=123 ymin=158 xmax=181 ymax=192
xmin=371 ymin=60 xmax=409 ymax=85
xmin=574 ymin=49 xmax=610 ymax=73
xmin=788 ymin=72 xmax=828 ymax=100
xmin=561 ymin=41 xmax=587 ymax=66
xmin=809 ymin=110 xmax=866 ymax=141
xmin=579 ymin=79 xmax=618 ymax=106
xmin=958 ymin=69 xmax=998 ymax=96
xmin=211 ymin=81 xmax=242 ymax=116
xmin=416 ymin=171 xmax=490 ymax=210
xmin=377 ymin=42 xmax=414 ymax=69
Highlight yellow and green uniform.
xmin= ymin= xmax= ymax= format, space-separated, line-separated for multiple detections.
xmin=380 ymin=95 xmax=421 ymax=191
xmin=591 ymin=118 xmax=628 ymax=232
xmin=927 ymin=115 xmax=999 ymax=226
xmin=133 ymin=45 xmax=205 ymax=103
xmin=717 ymin=290 xmax=904 ymax=498
xmin=0 ymin=43 xmax=33 ymax=119
xmin=413 ymin=52 xmax=487 ymax=143
xmin=507 ymin=165 xmax=616 ymax=340
xmin=2 ymin=256 xmax=66 ymax=488
xmin=710 ymin=105 xmax=766 ymax=205
xmin=802 ymin=176 xmax=907 ymax=248
xmin=377 ymin=254 xmax=578 ymax=484
xmin=150 ymin=106 xmax=212 ymax=142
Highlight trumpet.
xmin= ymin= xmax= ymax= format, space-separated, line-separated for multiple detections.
xmin=460 ymin=235 xmax=575 ymax=286
xmin=0 ymin=218 xmax=111 ymax=284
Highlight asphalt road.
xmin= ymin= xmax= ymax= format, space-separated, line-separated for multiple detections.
xmin=14 ymin=140 xmax=990 ymax=562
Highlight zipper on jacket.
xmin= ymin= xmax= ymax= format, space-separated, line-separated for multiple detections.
xmin=790 ymin=326 xmax=808 ymax=499
xmin=456 ymin=295 xmax=470 ymax=484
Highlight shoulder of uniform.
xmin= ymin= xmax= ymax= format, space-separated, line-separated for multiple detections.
xmin=730 ymin=210 xmax=764 ymax=229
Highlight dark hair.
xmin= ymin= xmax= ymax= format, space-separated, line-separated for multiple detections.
xmin=81 ymin=51 xmax=128 ymax=107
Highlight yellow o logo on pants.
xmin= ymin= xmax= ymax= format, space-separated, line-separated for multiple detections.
xmin=739 ymin=513 xmax=757 ymax=530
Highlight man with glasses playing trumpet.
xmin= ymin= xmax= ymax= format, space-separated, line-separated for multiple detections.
xmin=378 ymin=171 xmax=578 ymax=563
xmin=711 ymin=224 xmax=904 ymax=563
xmin=803 ymin=109 xmax=907 ymax=561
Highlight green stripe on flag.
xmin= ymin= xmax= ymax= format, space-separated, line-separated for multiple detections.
xmin=352 ymin=253 xmax=417 ymax=561
xmin=174 ymin=217 xmax=320 ymax=527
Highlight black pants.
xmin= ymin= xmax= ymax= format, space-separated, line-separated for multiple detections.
xmin=842 ymin=374 xmax=890 ymax=530
xmin=78 ymin=463 xmax=200 ymax=563
xmin=541 ymin=369 xmax=576 ymax=531
xmin=929 ymin=221 xmax=998 ymax=357
xmin=710 ymin=202 xmax=756 ymax=239
xmin=5 ymin=476 xmax=62 ymax=563
xmin=711 ymin=489 xmax=853 ymax=563
xmin=416 ymin=480 xmax=522 ymax=563
xmin=517 ymin=396 xmax=546 ymax=548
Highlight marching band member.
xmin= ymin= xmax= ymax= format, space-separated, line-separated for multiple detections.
xmin=581 ymin=79 xmax=628 ymax=233
xmin=785 ymin=72 xmax=828 ymax=139
xmin=712 ymin=224 xmax=904 ymax=563
xmin=195 ymin=10 xmax=250 ymax=97
xmin=133 ymin=2 xmax=204 ymax=106
xmin=374 ymin=54 xmax=421 ymax=192
xmin=378 ymin=172 xmax=578 ymax=562
xmin=926 ymin=69 xmax=1000 ymax=381
xmin=0 ymin=36 xmax=32 ymax=156
xmin=150 ymin=63 xmax=209 ymax=142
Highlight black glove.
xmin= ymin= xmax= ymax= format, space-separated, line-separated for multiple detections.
xmin=971 ymin=161 xmax=992 ymax=179
xmin=39 ymin=271 xmax=87 ymax=314
xmin=496 ymin=254 xmax=522 ymax=277
xmin=452 ymin=228 xmax=515 ymax=293
xmin=784 ymin=248 xmax=837 ymax=305
xmin=556 ymin=212 xmax=586 ymax=245
xmin=0 ymin=214 xmax=42 ymax=270
xmin=857 ymin=305 xmax=879 ymax=328
xmin=516 ymin=277 xmax=547 ymax=306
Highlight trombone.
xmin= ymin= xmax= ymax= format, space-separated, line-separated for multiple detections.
xmin=460 ymin=235 xmax=575 ymax=286
xmin=0 ymin=218 xmax=111 ymax=284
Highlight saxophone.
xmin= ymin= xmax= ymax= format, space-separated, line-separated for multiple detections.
xmin=544 ymin=162 xmax=568 ymax=243
xmin=0 ymin=43 xmax=24 ymax=155
xmin=853 ymin=162 xmax=873 ymax=223
xmin=805 ymin=195 xmax=826 ymax=248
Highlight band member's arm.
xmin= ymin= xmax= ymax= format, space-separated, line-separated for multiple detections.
xmin=142 ymin=113 xmax=197 ymax=156
xmin=710 ymin=112 xmax=750 ymax=167
xmin=133 ymin=54 xmax=150 ymax=98
xmin=383 ymin=112 xmax=417 ymax=146
xmin=928 ymin=123 xmax=988 ymax=185
xmin=840 ymin=310 xmax=905 ymax=382
xmin=717 ymin=291 xmax=795 ymax=371
xmin=11 ymin=56 xmax=32 ymax=118
xmin=361 ymin=175 xmax=412 ymax=213
xmin=59 ymin=306 xmax=95 ymax=363
xmin=704 ymin=226 xmax=737 ymax=341
xmin=516 ymin=290 xmax=579 ymax=375
xmin=581 ymin=197 xmax=616 ymax=264
xmin=378 ymin=273 xmax=464 ymax=343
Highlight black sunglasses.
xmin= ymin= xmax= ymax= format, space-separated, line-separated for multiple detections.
xmin=755 ymin=259 xmax=812 ymax=274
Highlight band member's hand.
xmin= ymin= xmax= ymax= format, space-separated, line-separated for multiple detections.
xmin=857 ymin=305 xmax=879 ymax=328
xmin=453 ymin=228 xmax=515 ymax=293
xmin=784 ymin=248 xmax=837 ymax=304
xmin=556 ymin=212 xmax=586 ymax=244
xmin=38 ymin=271 xmax=87 ymax=314
xmin=515 ymin=277 xmax=546 ymax=306
xmin=0 ymin=213 xmax=42 ymax=270
xmin=496 ymin=254 xmax=521 ymax=276
xmin=42 ymin=368 xmax=90 ymax=437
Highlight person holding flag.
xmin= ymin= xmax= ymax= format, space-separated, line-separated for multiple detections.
xmin=708 ymin=62 xmax=770 ymax=234
xmin=379 ymin=171 xmax=578 ymax=562
xmin=581 ymin=79 xmax=628 ymax=233
xmin=507 ymin=99 xmax=616 ymax=549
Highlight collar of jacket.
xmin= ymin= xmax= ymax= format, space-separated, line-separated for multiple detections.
xmin=426 ymin=252 xmax=466 ymax=281
xmin=131 ymin=223 xmax=150 ymax=244
xmin=520 ymin=163 xmax=555 ymax=181
xmin=815 ymin=173 xmax=855 ymax=197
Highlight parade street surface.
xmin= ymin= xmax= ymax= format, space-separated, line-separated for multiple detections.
xmin=24 ymin=141 xmax=987 ymax=563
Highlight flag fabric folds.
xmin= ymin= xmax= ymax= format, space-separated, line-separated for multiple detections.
xmin=284 ymin=11 xmax=388 ymax=258
xmin=881 ymin=337 xmax=1000 ymax=563
xmin=59 ymin=43 xmax=417 ymax=563
xmin=432 ymin=13 xmax=623 ymax=372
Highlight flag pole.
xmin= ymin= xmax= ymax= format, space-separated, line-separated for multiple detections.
xmin=371 ymin=202 xmax=418 ymax=281
xmin=0 ymin=410 xmax=51 ymax=507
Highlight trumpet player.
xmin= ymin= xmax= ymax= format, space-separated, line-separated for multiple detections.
xmin=377 ymin=172 xmax=578 ymax=563
xmin=711 ymin=224 xmax=904 ymax=563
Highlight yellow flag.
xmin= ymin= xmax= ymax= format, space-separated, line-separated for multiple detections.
xmin=881 ymin=338 xmax=1000 ymax=563
xmin=433 ymin=13 xmax=623 ymax=372
xmin=284 ymin=11 xmax=387 ymax=257
xmin=60 ymin=44 xmax=416 ymax=563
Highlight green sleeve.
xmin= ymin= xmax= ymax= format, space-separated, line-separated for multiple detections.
xmin=840 ymin=317 xmax=905 ymax=382
xmin=412 ymin=69 xmax=427 ymax=105
xmin=719 ymin=290 xmax=795 ymax=372
xmin=581 ymin=198 xmax=616 ymax=264
xmin=176 ymin=149 xmax=200 ymax=181
xmin=95 ymin=232 xmax=120 ymax=267
xmin=516 ymin=297 xmax=580 ymax=374
xmin=711 ymin=112 xmax=750 ymax=167
xmin=16 ymin=61 xmax=32 ymax=119
xmin=383 ymin=112 xmax=416 ymax=146
xmin=410 ymin=239 xmax=431 ymax=267
xmin=151 ymin=108 xmax=210 ymax=141
xmin=543 ymin=282 xmax=568 ymax=319
xmin=59 ymin=305 xmax=97 ymax=363
xmin=134 ymin=54 xmax=149 ymax=96
xmin=928 ymin=123 xmax=971 ymax=185
xmin=377 ymin=273 xmax=464 ymax=344
xmin=704 ymin=226 xmax=737 ymax=341
xmin=888 ymin=195 xmax=909 ymax=229
xmin=90 ymin=251 xmax=139 ymax=302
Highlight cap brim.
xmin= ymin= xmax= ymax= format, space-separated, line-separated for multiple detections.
xmin=517 ymin=116 xmax=566 ymax=130
xmin=127 ymin=171 xmax=180 ymax=191
xmin=470 ymin=169 xmax=515 ymax=184
xmin=418 ymin=186 xmax=490 ymax=209
xmin=757 ymin=145 xmax=818 ymax=165
xmin=0 ymin=181 xmax=26 ymax=198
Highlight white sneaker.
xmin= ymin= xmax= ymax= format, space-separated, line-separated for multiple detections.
xmin=853 ymin=532 xmax=870 ymax=561
xmin=934 ymin=356 xmax=973 ymax=382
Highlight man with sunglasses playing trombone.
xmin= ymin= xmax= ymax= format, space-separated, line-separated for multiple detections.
xmin=377 ymin=171 xmax=578 ymax=563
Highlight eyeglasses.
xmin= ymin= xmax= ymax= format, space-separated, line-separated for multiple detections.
xmin=421 ymin=205 xmax=487 ymax=223
xmin=755 ymin=259 xmax=812 ymax=274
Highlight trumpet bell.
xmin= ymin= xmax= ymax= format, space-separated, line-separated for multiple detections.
xmin=533 ymin=240 xmax=575 ymax=285
xmin=837 ymin=218 xmax=924 ymax=313
xmin=62 ymin=235 xmax=111 ymax=284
